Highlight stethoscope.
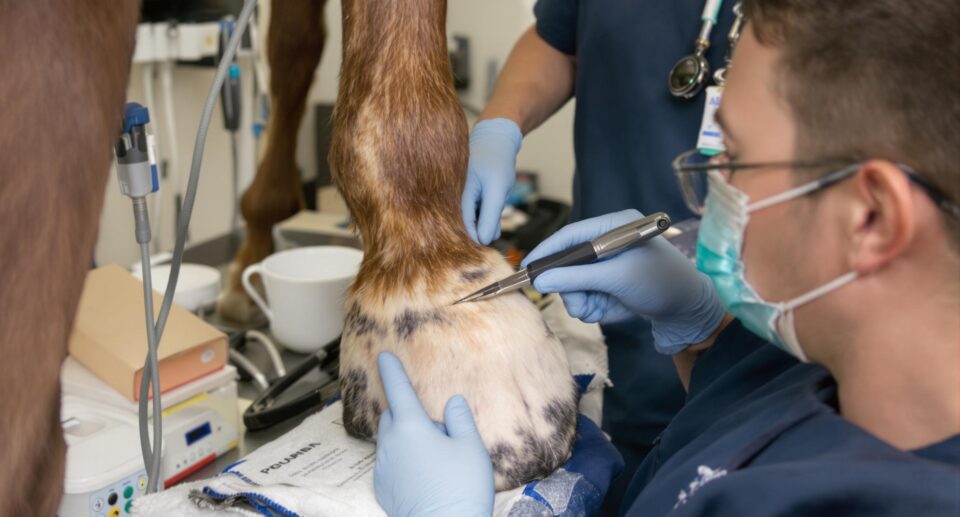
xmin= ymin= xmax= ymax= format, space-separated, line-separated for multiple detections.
xmin=668 ymin=0 xmax=745 ymax=98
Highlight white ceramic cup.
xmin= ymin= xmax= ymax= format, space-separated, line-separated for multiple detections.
xmin=242 ymin=246 xmax=363 ymax=353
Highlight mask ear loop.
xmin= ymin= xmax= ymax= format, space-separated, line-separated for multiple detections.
xmin=780 ymin=271 xmax=860 ymax=312
xmin=772 ymin=271 xmax=859 ymax=363
xmin=746 ymin=164 xmax=862 ymax=213
xmin=775 ymin=311 xmax=808 ymax=362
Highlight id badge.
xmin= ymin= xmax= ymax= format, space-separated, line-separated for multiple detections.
xmin=696 ymin=86 xmax=725 ymax=155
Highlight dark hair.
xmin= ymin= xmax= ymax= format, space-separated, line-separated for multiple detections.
xmin=742 ymin=0 xmax=959 ymax=245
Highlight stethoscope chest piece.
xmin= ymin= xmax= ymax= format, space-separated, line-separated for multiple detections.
xmin=670 ymin=1 xmax=745 ymax=97
xmin=668 ymin=0 xmax=726 ymax=99
xmin=669 ymin=46 xmax=711 ymax=99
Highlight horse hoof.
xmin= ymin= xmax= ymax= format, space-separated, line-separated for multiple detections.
xmin=217 ymin=284 xmax=265 ymax=324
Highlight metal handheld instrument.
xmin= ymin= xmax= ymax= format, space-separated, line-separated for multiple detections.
xmin=455 ymin=212 xmax=672 ymax=304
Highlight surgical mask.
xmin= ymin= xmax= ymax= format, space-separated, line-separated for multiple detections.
xmin=696 ymin=167 xmax=860 ymax=361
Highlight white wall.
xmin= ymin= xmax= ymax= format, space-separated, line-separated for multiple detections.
xmin=448 ymin=0 xmax=576 ymax=203
xmin=97 ymin=61 xmax=258 ymax=267
xmin=95 ymin=0 xmax=575 ymax=267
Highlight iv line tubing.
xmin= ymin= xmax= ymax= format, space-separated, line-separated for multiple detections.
xmin=132 ymin=198 xmax=162 ymax=493
xmin=136 ymin=239 xmax=163 ymax=491
xmin=137 ymin=0 xmax=257 ymax=493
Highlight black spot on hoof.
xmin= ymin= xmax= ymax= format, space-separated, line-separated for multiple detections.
xmin=489 ymin=443 xmax=518 ymax=473
xmin=492 ymin=425 xmax=575 ymax=489
xmin=462 ymin=269 xmax=489 ymax=282
xmin=394 ymin=310 xmax=447 ymax=341
xmin=341 ymin=368 xmax=374 ymax=439
xmin=344 ymin=303 xmax=384 ymax=338
xmin=491 ymin=386 xmax=579 ymax=489
xmin=394 ymin=311 xmax=421 ymax=340
xmin=543 ymin=396 xmax=577 ymax=430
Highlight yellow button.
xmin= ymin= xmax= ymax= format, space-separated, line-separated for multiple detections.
xmin=108 ymin=508 xmax=120 ymax=517
xmin=138 ymin=477 xmax=147 ymax=490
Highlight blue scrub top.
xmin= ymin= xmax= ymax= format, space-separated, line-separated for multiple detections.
xmin=532 ymin=3 xmax=739 ymax=513
xmin=534 ymin=0 xmax=738 ymax=223
xmin=621 ymin=321 xmax=960 ymax=516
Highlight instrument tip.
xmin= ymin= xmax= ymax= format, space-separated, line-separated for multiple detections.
xmin=453 ymin=293 xmax=479 ymax=305
xmin=453 ymin=286 xmax=495 ymax=305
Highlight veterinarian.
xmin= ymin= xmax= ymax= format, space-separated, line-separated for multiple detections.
xmin=378 ymin=0 xmax=960 ymax=515
xmin=460 ymin=2 xmax=741 ymax=510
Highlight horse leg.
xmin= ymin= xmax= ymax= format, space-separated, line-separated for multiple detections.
xmin=218 ymin=0 xmax=329 ymax=322
xmin=0 ymin=1 xmax=138 ymax=513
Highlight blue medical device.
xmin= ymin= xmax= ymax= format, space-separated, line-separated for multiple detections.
xmin=115 ymin=102 xmax=159 ymax=200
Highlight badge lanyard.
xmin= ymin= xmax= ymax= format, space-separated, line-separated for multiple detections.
xmin=694 ymin=1 xmax=745 ymax=155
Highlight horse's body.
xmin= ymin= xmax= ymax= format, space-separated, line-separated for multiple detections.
xmin=0 ymin=2 xmax=139 ymax=513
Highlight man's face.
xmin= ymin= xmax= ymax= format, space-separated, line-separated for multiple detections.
xmin=717 ymin=26 xmax=845 ymax=320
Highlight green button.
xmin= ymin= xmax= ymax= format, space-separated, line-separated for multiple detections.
xmin=124 ymin=485 xmax=134 ymax=499
xmin=125 ymin=500 xmax=134 ymax=513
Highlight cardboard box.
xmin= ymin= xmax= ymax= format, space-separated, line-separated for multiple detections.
xmin=316 ymin=185 xmax=350 ymax=215
xmin=68 ymin=264 xmax=228 ymax=401
xmin=276 ymin=210 xmax=357 ymax=239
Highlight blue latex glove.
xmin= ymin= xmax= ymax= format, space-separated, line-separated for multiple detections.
xmin=523 ymin=209 xmax=727 ymax=355
xmin=374 ymin=353 xmax=494 ymax=517
xmin=461 ymin=118 xmax=522 ymax=245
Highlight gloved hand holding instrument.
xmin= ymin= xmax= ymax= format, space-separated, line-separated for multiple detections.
xmin=522 ymin=209 xmax=728 ymax=355
xmin=456 ymin=211 xmax=671 ymax=303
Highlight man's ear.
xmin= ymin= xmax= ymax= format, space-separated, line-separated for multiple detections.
xmin=847 ymin=160 xmax=915 ymax=274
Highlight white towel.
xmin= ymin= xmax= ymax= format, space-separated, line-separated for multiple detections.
xmin=133 ymin=401 xmax=529 ymax=516
xmin=192 ymin=400 xmax=384 ymax=516
xmin=135 ymin=402 xmax=620 ymax=517
xmin=132 ymin=480 xmax=256 ymax=516
xmin=539 ymin=296 xmax=608 ymax=424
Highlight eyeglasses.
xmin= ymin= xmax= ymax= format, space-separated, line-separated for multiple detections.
xmin=672 ymin=148 xmax=960 ymax=219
